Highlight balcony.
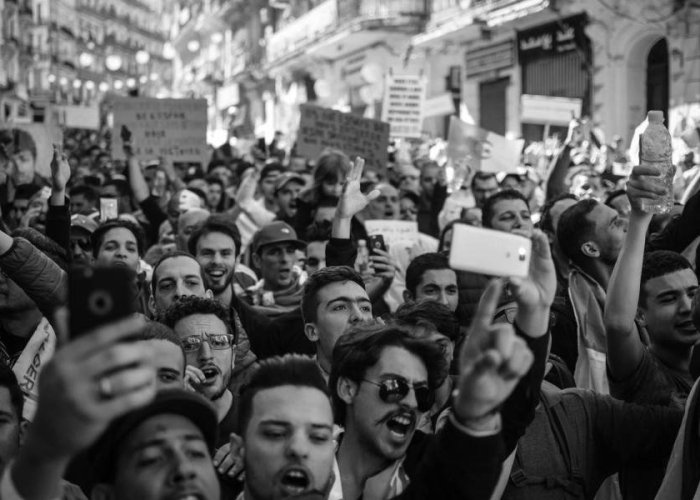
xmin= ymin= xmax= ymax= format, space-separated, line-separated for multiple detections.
xmin=19 ymin=3 xmax=34 ymax=24
xmin=19 ymin=45 xmax=34 ymax=67
xmin=414 ymin=0 xmax=550 ymax=47
xmin=266 ymin=0 xmax=426 ymax=66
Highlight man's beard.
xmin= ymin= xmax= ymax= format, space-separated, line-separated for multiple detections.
xmin=205 ymin=267 xmax=234 ymax=294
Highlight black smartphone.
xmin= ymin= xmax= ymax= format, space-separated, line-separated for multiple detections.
xmin=368 ymin=234 xmax=387 ymax=256
xmin=69 ymin=266 xmax=136 ymax=339
xmin=120 ymin=125 xmax=132 ymax=142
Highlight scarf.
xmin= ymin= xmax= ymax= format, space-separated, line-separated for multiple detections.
xmin=655 ymin=378 xmax=700 ymax=500
xmin=568 ymin=266 xmax=610 ymax=394
xmin=244 ymin=267 xmax=307 ymax=318
xmin=10 ymin=317 xmax=56 ymax=421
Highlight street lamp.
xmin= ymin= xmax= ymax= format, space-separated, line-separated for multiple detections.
xmin=99 ymin=82 xmax=109 ymax=92
xmin=105 ymin=54 xmax=123 ymax=72
xmin=135 ymin=50 xmax=150 ymax=65
xmin=79 ymin=52 xmax=95 ymax=68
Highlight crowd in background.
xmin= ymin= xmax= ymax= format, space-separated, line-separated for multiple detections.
xmin=0 ymin=115 xmax=699 ymax=500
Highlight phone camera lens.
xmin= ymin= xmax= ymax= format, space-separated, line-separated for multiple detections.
xmin=88 ymin=290 xmax=113 ymax=316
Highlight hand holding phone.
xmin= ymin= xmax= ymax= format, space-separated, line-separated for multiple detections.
xmin=448 ymin=224 xmax=531 ymax=278
xmin=100 ymin=197 xmax=118 ymax=222
xmin=368 ymin=234 xmax=387 ymax=256
xmin=69 ymin=266 xmax=136 ymax=339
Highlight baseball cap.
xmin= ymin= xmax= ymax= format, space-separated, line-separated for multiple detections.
xmin=252 ymin=221 xmax=306 ymax=254
xmin=90 ymin=389 xmax=218 ymax=482
xmin=71 ymin=214 xmax=99 ymax=234
xmin=274 ymin=172 xmax=305 ymax=193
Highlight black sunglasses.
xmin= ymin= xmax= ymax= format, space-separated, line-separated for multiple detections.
xmin=362 ymin=376 xmax=434 ymax=412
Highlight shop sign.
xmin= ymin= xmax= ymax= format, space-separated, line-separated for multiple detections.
xmin=466 ymin=41 xmax=514 ymax=77
xmin=517 ymin=14 xmax=588 ymax=61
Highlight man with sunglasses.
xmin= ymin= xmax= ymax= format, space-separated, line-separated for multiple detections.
xmin=328 ymin=277 xmax=538 ymax=500
xmin=69 ymin=214 xmax=97 ymax=265
xmin=162 ymin=295 xmax=238 ymax=448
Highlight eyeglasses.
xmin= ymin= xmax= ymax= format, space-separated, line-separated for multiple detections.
xmin=362 ymin=376 xmax=434 ymax=412
xmin=181 ymin=333 xmax=234 ymax=353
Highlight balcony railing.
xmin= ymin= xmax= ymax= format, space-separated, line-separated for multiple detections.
xmin=266 ymin=0 xmax=427 ymax=64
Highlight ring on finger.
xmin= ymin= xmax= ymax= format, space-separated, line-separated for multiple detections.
xmin=99 ymin=376 xmax=114 ymax=400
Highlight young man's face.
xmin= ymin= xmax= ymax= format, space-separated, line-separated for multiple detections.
xmin=255 ymin=243 xmax=300 ymax=291
xmin=70 ymin=194 xmax=96 ymax=215
xmin=409 ymin=268 xmax=459 ymax=312
xmin=399 ymin=197 xmax=418 ymax=222
xmin=305 ymin=241 xmax=327 ymax=276
xmin=366 ymin=184 xmax=399 ymax=220
xmin=206 ymin=183 xmax=223 ymax=209
xmin=570 ymin=173 xmax=604 ymax=201
xmin=585 ymin=203 xmax=628 ymax=264
xmin=243 ymin=386 xmax=335 ymax=500
xmin=275 ymin=181 xmax=304 ymax=219
xmin=151 ymin=256 xmax=207 ymax=317
xmin=342 ymin=346 xmax=428 ymax=462
xmin=305 ymin=281 xmax=372 ymax=370
xmin=489 ymin=198 xmax=533 ymax=238
xmin=195 ymin=232 xmax=237 ymax=295
xmin=420 ymin=166 xmax=439 ymax=197
xmin=109 ymin=414 xmax=219 ymax=500
xmin=96 ymin=227 xmax=140 ymax=272
xmin=148 ymin=339 xmax=186 ymax=390
xmin=641 ymin=268 xmax=700 ymax=348
xmin=473 ymin=176 xmax=499 ymax=208
xmin=0 ymin=387 xmax=21 ymax=472
xmin=10 ymin=198 xmax=29 ymax=226
xmin=173 ymin=314 xmax=233 ymax=401
xmin=260 ymin=173 xmax=280 ymax=203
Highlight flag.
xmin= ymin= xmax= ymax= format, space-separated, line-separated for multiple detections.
xmin=446 ymin=116 xmax=524 ymax=174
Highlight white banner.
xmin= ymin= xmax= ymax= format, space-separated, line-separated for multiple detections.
xmin=381 ymin=75 xmax=426 ymax=138
xmin=364 ymin=220 xmax=419 ymax=245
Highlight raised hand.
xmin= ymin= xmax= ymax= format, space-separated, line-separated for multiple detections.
xmin=213 ymin=433 xmax=245 ymax=478
xmin=51 ymin=144 xmax=71 ymax=192
xmin=508 ymin=229 xmax=556 ymax=333
xmin=626 ymin=164 xmax=668 ymax=215
xmin=336 ymin=157 xmax=380 ymax=220
xmin=28 ymin=315 xmax=155 ymax=460
xmin=235 ymin=167 xmax=259 ymax=208
xmin=453 ymin=279 xmax=534 ymax=429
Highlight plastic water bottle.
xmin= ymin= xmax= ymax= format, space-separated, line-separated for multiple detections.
xmin=639 ymin=110 xmax=674 ymax=214
xmin=356 ymin=240 xmax=370 ymax=274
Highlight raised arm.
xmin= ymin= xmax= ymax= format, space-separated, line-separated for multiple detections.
xmin=604 ymin=165 xmax=661 ymax=380
xmin=46 ymin=145 xmax=71 ymax=253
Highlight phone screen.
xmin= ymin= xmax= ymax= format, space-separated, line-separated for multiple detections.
xmin=100 ymin=197 xmax=118 ymax=222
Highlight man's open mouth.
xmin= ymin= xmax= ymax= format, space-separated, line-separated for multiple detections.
xmin=386 ymin=412 xmax=415 ymax=439
xmin=279 ymin=467 xmax=311 ymax=496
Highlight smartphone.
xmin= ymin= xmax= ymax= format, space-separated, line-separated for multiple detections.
xmin=69 ymin=266 xmax=136 ymax=339
xmin=100 ymin=197 xmax=118 ymax=222
xmin=448 ymin=224 xmax=531 ymax=278
xmin=368 ymin=234 xmax=386 ymax=256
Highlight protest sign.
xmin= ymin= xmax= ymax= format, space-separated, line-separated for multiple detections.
xmin=54 ymin=104 xmax=100 ymax=130
xmin=446 ymin=116 xmax=524 ymax=175
xmin=521 ymin=94 xmax=582 ymax=126
xmin=423 ymin=93 xmax=456 ymax=119
xmin=297 ymin=104 xmax=390 ymax=170
xmin=112 ymin=98 xmax=207 ymax=164
xmin=364 ymin=220 xmax=419 ymax=246
xmin=381 ymin=75 xmax=426 ymax=138
xmin=0 ymin=123 xmax=63 ymax=180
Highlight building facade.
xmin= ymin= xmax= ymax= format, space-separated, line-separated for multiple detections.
xmin=167 ymin=0 xmax=700 ymax=149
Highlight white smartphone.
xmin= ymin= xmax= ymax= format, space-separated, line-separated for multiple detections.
xmin=448 ymin=224 xmax=531 ymax=278
xmin=100 ymin=197 xmax=119 ymax=222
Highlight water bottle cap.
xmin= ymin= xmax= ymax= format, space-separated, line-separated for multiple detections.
xmin=648 ymin=110 xmax=664 ymax=123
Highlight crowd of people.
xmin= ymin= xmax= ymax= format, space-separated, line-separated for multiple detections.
xmin=0 ymin=116 xmax=699 ymax=500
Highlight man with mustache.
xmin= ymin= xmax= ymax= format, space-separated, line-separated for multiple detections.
xmin=162 ymin=296 xmax=238 ymax=449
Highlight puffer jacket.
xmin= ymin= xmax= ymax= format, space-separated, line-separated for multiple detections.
xmin=456 ymin=270 xmax=514 ymax=328
xmin=0 ymin=237 xmax=67 ymax=324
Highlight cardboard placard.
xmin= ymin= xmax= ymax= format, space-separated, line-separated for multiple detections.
xmin=0 ymin=123 xmax=63 ymax=180
xmin=297 ymin=104 xmax=390 ymax=170
xmin=112 ymin=98 xmax=207 ymax=164
xmin=364 ymin=220 xmax=419 ymax=245
xmin=381 ymin=75 xmax=426 ymax=138
xmin=423 ymin=93 xmax=456 ymax=119
xmin=447 ymin=116 xmax=523 ymax=174
xmin=521 ymin=94 xmax=582 ymax=126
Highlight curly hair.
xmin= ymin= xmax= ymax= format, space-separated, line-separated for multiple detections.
xmin=161 ymin=295 xmax=236 ymax=344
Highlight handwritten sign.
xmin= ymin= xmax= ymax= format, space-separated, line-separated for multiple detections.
xmin=297 ymin=104 xmax=390 ymax=170
xmin=112 ymin=98 xmax=207 ymax=164
xmin=0 ymin=123 xmax=63 ymax=180
xmin=521 ymin=95 xmax=582 ymax=126
xmin=364 ymin=220 xmax=419 ymax=246
xmin=381 ymin=75 xmax=426 ymax=138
